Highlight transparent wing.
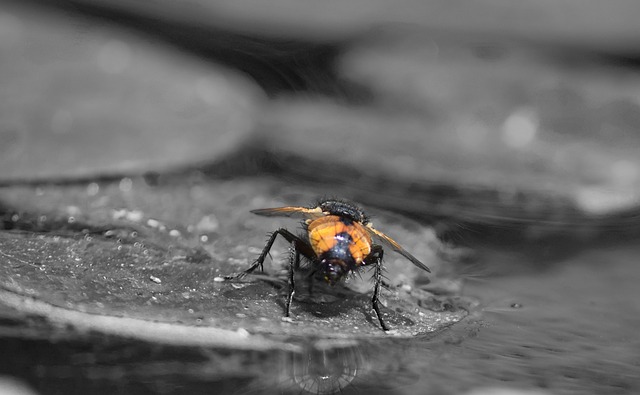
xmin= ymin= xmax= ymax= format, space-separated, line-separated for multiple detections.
xmin=250 ymin=206 xmax=324 ymax=219
xmin=366 ymin=225 xmax=431 ymax=273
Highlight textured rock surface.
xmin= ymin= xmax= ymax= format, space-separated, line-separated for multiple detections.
xmin=0 ymin=176 xmax=470 ymax=344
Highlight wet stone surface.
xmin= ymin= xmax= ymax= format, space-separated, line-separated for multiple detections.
xmin=0 ymin=2 xmax=262 ymax=182
xmin=337 ymin=32 xmax=640 ymax=216
xmin=257 ymin=34 xmax=640 ymax=217
xmin=0 ymin=176 xmax=471 ymax=343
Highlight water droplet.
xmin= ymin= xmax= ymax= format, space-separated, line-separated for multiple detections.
xmin=502 ymin=107 xmax=539 ymax=148
xmin=118 ymin=177 xmax=133 ymax=192
xmin=196 ymin=215 xmax=219 ymax=233
xmin=86 ymin=182 xmax=100 ymax=196
xmin=236 ymin=327 xmax=250 ymax=337
xmin=575 ymin=187 xmax=638 ymax=214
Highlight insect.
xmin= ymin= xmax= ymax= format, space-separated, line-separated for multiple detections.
xmin=224 ymin=199 xmax=430 ymax=331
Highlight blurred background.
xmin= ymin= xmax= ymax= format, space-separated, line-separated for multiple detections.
xmin=3 ymin=0 xmax=640 ymax=230
xmin=1 ymin=0 xmax=640 ymax=394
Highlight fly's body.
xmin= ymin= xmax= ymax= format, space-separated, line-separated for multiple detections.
xmin=224 ymin=199 xmax=431 ymax=331
xmin=307 ymin=215 xmax=372 ymax=284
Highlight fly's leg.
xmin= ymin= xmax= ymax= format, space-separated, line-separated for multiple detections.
xmin=368 ymin=245 xmax=389 ymax=331
xmin=285 ymin=246 xmax=300 ymax=317
xmin=221 ymin=227 xmax=316 ymax=319
xmin=223 ymin=228 xmax=304 ymax=280
xmin=372 ymin=258 xmax=389 ymax=331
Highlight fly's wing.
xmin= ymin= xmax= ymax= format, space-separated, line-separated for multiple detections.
xmin=366 ymin=224 xmax=431 ymax=273
xmin=250 ymin=206 xmax=325 ymax=220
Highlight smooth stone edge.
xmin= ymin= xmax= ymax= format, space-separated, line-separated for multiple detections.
xmin=0 ymin=287 xmax=300 ymax=352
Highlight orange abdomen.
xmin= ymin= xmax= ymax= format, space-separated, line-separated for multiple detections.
xmin=307 ymin=215 xmax=372 ymax=265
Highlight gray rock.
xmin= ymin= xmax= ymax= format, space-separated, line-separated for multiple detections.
xmin=0 ymin=3 xmax=262 ymax=181
xmin=0 ymin=177 xmax=470 ymax=344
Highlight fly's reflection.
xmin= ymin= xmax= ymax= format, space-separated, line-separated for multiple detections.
xmin=238 ymin=338 xmax=422 ymax=394
xmin=238 ymin=339 xmax=368 ymax=395
xmin=286 ymin=340 xmax=365 ymax=394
